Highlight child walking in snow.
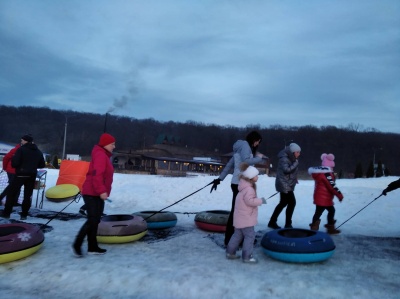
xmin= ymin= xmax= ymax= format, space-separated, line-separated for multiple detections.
xmin=226 ymin=163 xmax=267 ymax=263
xmin=308 ymin=153 xmax=344 ymax=234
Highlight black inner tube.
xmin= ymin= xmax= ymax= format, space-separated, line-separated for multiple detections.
xmin=278 ymin=229 xmax=316 ymax=238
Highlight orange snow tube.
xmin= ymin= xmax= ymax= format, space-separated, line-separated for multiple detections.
xmin=45 ymin=160 xmax=90 ymax=202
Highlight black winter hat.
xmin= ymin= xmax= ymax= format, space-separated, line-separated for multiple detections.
xmin=21 ymin=134 xmax=33 ymax=143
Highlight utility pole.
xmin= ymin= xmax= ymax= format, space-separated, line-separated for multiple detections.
xmin=62 ymin=117 xmax=67 ymax=160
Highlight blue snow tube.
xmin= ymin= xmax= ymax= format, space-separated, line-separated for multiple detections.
xmin=133 ymin=211 xmax=177 ymax=230
xmin=261 ymin=228 xmax=335 ymax=263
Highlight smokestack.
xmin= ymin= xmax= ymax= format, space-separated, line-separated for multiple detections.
xmin=103 ymin=113 xmax=108 ymax=133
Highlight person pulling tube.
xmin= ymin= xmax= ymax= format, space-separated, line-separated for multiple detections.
xmin=382 ymin=178 xmax=400 ymax=196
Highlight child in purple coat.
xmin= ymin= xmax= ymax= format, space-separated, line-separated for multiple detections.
xmin=226 ymin=163 xmax=267 ymax=263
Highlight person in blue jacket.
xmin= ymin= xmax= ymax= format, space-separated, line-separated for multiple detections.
xmin=210 ymin=131 xmax=266 ymax=245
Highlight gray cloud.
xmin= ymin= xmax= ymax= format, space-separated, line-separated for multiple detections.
xmin=0 ymin=0 xmax=399 ymax=133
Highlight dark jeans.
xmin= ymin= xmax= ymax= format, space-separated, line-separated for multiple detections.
xmin=312 ymin=205 xmax=336 ymax=225
xmin=224 ymin=184 xmax=239 ymax=246
xmin=4 ymin=174 xmax=35 ymax=216
xmin=74 ymin=195 xmax=105 ymax=251
xmin=269 ymin=191 xmax=296 ymax=226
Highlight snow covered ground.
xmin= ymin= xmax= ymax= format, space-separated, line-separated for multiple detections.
xmin=1 ymin=170 xmax=399 ymax=299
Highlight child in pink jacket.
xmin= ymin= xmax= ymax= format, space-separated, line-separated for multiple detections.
xmin=226 ymin=163 xmax=267 ymax=263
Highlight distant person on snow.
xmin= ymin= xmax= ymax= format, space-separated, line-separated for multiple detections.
xmin=0 ymin=142 xmax=21 ymax=205
xmin=268 ymin=143 xmax=301 ymax=229
xmin=226 ymin=163 xmax=267 ymax=264
xmin=382 ymin=178 xmax=400 ymax=196
xmin=210 ymin=131 xmax=266 ymax=246
xmin=72 ymin=133 xmax=116 ymax=257
xmin=308 ymin=153 xmax=344 ymax=234
xmin=2 ymin=134 xmax=45 ymax=220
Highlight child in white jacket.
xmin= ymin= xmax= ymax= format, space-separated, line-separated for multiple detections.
xmin=226 ymin=163 xmax=267 ymax=263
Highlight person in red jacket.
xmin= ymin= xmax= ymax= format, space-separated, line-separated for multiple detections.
xmin=72 ymin=133 xmax=116 ymax=257
xmin=308 ymin=153 xmax=344 ymax=234
xmin=0 ymin=143 xmax=21 ymax=205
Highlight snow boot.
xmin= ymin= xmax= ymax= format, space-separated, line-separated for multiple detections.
xmin=268 ymin=222 xmax=281 ymax=229
xmin=243 ymin=256 xmax=258 ymax=264
xmin=324 ymin=221 xmax=341 ymax=235
xmin=226 ymin=253 xmax=240 ymax=260
xmin=309 ymin=219 xmax=321 ymax=231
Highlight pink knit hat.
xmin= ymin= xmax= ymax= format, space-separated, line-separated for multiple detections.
xmin=321 ymin=153 xmax=335 ymax=168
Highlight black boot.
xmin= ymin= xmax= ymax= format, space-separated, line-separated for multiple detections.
xmin=88 ymin=247 xmax=107 ymax=255
xmin=268 ymin=221 xmax=281 ymax=229
xmin=73 ymin=223 xmax=87 ymax=257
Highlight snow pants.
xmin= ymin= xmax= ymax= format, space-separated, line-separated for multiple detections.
xmin=226 ymin=226 xmax=256 ymax=260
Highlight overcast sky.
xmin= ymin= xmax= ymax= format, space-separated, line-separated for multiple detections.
xmin=1 ymin=0 xmax=399 ymax=133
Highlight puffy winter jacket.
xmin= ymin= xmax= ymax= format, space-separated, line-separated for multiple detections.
xmin=385 ymin=179 xmax=400 ymax=193
xmin=233 ymin=179 xmax=263 ymax=228
xmin=275 ymin=147 xmax=299 ymax=193
xmin=219 ymin=140 xmax=263 ymax=185
xmin=12 ymin=143 xmax=45 ymax=176
xmin=308 ymin=166 xmax=343 ymax=206
xmin=82 ymin=145 xmax=114 ymax=197
xmin=2 ymin=144 xmax=20 ymax=174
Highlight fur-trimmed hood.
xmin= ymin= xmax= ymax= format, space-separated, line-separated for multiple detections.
xmin=308 ymin=166 xmax=332 ymax=175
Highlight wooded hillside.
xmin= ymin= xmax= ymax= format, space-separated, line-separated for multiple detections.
xmin=1 ymin=105 xmax=399 ymax=176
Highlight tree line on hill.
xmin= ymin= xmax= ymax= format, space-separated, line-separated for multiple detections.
xmin=1 ymin=105 xmax=399 ymax=177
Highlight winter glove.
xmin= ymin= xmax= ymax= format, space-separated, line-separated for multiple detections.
xmin=382 ymin=189 xmax=388 ymax=196
xmin=338 ymin=194 xmax=344 ymax=202
xmin=261 ymin=197 xmax=267 ymax=204
xmin=210 ymin=179 xmax=221 ymax=193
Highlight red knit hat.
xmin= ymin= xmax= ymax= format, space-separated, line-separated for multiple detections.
xmin=99 ymin=133 xmax=116 ymax=147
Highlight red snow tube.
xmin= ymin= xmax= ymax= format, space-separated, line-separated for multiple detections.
xmin=194 ymin=210 xmax=230 ymax=232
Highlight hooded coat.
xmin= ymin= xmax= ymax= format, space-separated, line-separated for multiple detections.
xmin=308 ymin=166 xmax=343 ymax=206
xmin=233 ymin=178 xmax=263 ymax=228
xmin=219 ymin=140 xmax=263 ymax=185
xmin=275 ymin=147 xmax=299 ymax=193
xmin=12 ymin=143 xmax=45 ymax=176
xmin=82 ymin=145 xmax=114 ymax=197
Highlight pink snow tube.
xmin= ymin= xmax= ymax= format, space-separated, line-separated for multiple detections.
xmin=0 ymin=223 xmax=45 ymax=264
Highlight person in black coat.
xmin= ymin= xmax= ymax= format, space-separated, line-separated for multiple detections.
xmin=2 ymin=134 xmax=45 ymax=220
xmin=382 ymin=179 xmax=400 ymax=196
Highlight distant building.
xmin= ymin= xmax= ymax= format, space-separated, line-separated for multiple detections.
xmin=66 ymin=154 xmax=81 ymax=161
xmin=109 ymin=143 xmax=270 ymax=176
xmin=111 ymin=144 xmax=224 ymax=176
